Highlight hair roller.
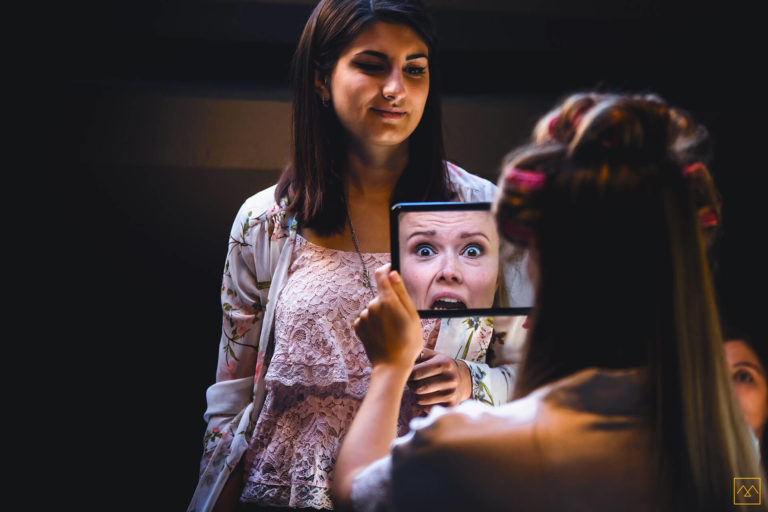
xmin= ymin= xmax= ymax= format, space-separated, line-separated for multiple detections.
xmin=496 ymin=164 xmax=548 ymax=247
xmin=681 ymin=161 xmax=722 ymax=232
xmin=567 ymin=95 xmax=671 ymax=164
xmin=534 ymin=93 xmax=599 ymax=145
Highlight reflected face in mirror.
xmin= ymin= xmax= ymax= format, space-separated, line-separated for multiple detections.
xmin=399 ymin=210 xmax=500 ymax=310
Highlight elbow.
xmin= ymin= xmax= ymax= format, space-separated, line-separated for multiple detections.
xmin=332 ymin=436 xmax=365 ymax=511
xmin=330 ymin=472 xmax=355 ymax=512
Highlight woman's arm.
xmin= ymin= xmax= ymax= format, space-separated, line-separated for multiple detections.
xmin=190 ymin=195 xmax=280 ymax=512
xmin=409 ymin=357 xmax=519 ymax=409
xmin=408 ymin=315 xmax=528 ymax=409
xmin=332 ymin=265 xmax=424 ymax=510
xmin=200 ymin=204 xmax=267 ymax=462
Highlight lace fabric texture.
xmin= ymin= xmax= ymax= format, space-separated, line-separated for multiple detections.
xmin=242 ymin=235 xmax=431 ymax=509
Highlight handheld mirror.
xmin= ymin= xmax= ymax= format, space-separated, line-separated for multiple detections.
xmin=390 ymin=202 xmax=534 ymax=319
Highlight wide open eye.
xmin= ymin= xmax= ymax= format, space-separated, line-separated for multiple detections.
xmin=461 ymin=244 xmax=483 ymax=258
xmin=415 ymin=244 xmax=436 ymax=257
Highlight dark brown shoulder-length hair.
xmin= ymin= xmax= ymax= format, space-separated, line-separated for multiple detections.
xmin=495 ymin=92 xmax=762 ymax=512
xmin=275 ymin=0 xmax=453 ymax=235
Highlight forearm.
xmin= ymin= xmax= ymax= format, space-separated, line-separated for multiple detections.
xmin=333 ymin=363 xmax=411 ymax=510
xmin=335 ymin=265 xmax=423 ymax=509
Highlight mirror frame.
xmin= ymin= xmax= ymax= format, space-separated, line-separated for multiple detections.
xmin=390 ymin=201 xmax=533 ymax=319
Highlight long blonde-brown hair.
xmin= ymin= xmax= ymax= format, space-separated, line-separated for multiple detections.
xmin=495 ymin=92 xmax=762 ymax=511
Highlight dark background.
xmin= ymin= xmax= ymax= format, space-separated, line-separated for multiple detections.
xmin=11 ymin=0 xmax=764 ymax=508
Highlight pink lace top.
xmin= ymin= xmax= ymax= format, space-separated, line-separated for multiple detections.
xmin=241 ymin=235 xmax=435 ymax=509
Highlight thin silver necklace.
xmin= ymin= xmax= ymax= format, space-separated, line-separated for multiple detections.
xmin=347 ymin=211 xmax=376 ymax=299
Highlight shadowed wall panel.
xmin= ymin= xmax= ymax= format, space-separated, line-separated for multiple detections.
xmin=77 ymin=88 xmax=550 ymax=180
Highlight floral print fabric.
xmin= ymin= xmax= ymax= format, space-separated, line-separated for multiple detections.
xmin=189 ymin=164 xmax=532 ymax=512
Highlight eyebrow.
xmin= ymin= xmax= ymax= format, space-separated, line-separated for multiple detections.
xmin=461 ymin=232 xmax=490 ymax=241
xmin=355 ymin=50 xmax=429 ymax=61
xmin=406 ymin=230 xmax=490 ymax=241
xmin=733 ymin=362 xmax=766 ymax=376
xmin=407 ymin=230 xmax=436 ymax=240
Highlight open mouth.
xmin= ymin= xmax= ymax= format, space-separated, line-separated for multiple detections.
xmin=430 ymin=298 xmax=467 ymax=310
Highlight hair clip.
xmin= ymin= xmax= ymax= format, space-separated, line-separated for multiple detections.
xmin=547 ymin=102 xmax=593 ymax=140
xmin=683 ymin=162 xmax=706 ymax=177
xmin=698 ymin=206 xmax=719 ymax=228
xmin=547 ymin=115 xmax=560 ymax=137
xmin=570 ymin=101 xmax=595 ymax=131
xmin=498 ymin=219 xmax=536 ymax=247
xmin=570 ymin=103 xmax=591 ymax=130
xmin=503 ymin=167 xmax=546 ymax=192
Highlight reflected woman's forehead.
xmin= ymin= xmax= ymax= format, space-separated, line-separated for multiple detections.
xmin=400 ymin=211 xmax=495 ymax=234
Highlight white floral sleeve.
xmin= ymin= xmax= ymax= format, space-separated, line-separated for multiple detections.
xmin=190 ymin=189 xmax=294 ymax=512
xmin=435 ymin=315 xmax=527 ymax=406
xmin=199 ymin=200 xmax=270 ymax=472
xmin=464 ymin=315 xmax=527 ymax=406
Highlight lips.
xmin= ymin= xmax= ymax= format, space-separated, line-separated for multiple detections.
xmin=371 ymin=107 xmax=406 ymax=120
xmin=430 ymin=293 xmax=468 ymax=310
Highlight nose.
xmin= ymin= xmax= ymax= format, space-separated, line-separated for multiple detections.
xmin=437 ymin=255 xmax=463 ymax=284
xmin=382 ymin=68 xmax=406 ymax=103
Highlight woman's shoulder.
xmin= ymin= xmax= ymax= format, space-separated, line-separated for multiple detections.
xmin=392 ymin=396 xmax=542 ymax=466
xmin=231 ymin=184 xmax=294 ymax=242
xmin=237 ymin=184 xmax=280 ymax=220
xmin=446 ymin=161 xmax=497 ymax=202
xmin=389 ymin=372 xmax=653 ymax=511
xmin=389 ymin=397 xmax=545 ymax=510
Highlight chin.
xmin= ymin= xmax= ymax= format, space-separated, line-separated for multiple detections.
xmin=369 ymin=134 xmax=412 ymax=148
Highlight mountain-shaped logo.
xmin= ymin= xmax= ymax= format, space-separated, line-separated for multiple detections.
xmin=735 ymin=477 xmax=761 ymax=505
xmin=738 ymin=485 xmax=759 ymax=497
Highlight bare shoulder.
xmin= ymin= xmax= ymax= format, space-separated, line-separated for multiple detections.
xmin=390 ymin=399 xmax=549 ymax=510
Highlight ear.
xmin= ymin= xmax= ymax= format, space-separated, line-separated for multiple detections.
xmin=314 ymin=69 xmax=330 ymax=101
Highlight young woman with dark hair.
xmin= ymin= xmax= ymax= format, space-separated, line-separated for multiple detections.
xmin=275 ymin=0 xmax=452 ymax=235
xmin=333 ymin=92 xmax=764 ymax=511
xmin=188 ymin=1 xmax=529 ymax=511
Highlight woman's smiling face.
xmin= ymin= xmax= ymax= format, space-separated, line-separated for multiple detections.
xmin=399 ymin=210 xmax=500 ymax=310
xmin=324 ymin=21 xmax=430 ymax=151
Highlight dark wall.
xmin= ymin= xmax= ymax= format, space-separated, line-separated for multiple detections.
xmin=14 ymin=1 xmax=764 ymax=508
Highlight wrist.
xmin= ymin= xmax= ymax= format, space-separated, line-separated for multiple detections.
xmin=455 ymin=359 xmax=473 ymax=401
xmin=370 ymin=361 xmax=413 ymax=384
